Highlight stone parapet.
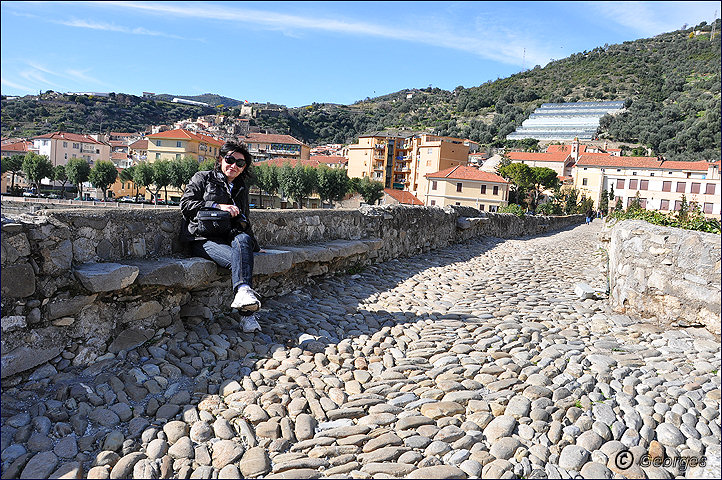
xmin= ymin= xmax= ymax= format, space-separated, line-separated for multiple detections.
xmin=603 ymin=219 xmax=721 ymax=335
xmin=1 ymin=205 xmax=583 ymax=378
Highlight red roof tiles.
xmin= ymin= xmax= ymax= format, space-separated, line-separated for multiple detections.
xmin=255 ymin=157 xmax=323 ymax=168
xmin=147 ymin=128 xmax=222 ymax=146
xmin=506 ymin=152 xmax=571 ymax=163
xmin=240 ymin=133 xmax=305 ymax=145
xmin=576 ymin=154 xmax=711 ymax=171
xmin=33 ymin=131 xmax=103 ymax=144
xmin=384 ymin=188 xmax=423 ymax=205
xmin=426 ymin=165 xmax=509 ymax=183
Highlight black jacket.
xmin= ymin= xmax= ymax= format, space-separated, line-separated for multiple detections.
xmin=179 ymin=169 xmax=259 ymax=250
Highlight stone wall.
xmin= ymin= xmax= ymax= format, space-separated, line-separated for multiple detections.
xmin=603 ymin=219 xmax=721 ymax=335
xmin=1 ymin=204 xmax=583 ymax=379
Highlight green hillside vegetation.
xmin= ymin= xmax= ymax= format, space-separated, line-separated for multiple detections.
xmin=1 ymin=92 xmax=216 ymax=137
xmin=2 ymin=21 xmax=719 ymax=162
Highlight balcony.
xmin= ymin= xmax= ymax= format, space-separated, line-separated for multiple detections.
xmin=374 ymin=163 xmax=384 ymax=170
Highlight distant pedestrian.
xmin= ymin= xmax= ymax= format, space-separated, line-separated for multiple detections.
xmin=179 ymin=140 xmax=262 ymax=333
xmin=585 ymin=207 xmax=593 ymax=225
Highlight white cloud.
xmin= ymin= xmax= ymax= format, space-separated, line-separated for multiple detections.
xmin=90 ymin=1 xmax=546 ymax=67
xmin=586 ymin=1 xmax=718 ymax=37
xmin=55 ymin=18 xmax=187 ymax=39
xmin=1 ymin=77 xmax=36 ymax=93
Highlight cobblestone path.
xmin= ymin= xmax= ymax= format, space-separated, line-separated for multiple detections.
xmin=2 ymin=223 xmax=720 ymax=479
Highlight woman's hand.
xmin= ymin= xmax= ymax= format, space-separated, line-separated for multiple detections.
xmin=217 ymin=203 xmax=240 ymax=217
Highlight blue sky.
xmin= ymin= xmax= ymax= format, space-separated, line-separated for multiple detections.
xmin=1 ymin=1 xmax=719 ymax=107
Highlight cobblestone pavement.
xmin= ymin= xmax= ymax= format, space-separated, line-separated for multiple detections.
xmin=1 ymin=223 xmax=720 ymax=479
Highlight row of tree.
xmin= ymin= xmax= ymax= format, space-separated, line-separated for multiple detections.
xmin=1 ymin=153 xmax=389 ymax=207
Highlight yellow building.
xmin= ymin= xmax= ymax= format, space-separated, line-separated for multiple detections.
xmin=573 ymin=155 xmax=721 ymax=218
xmin=107 ymin=167 xmax=147 ymax=200
xmin=347 ymin=132 xmax=469 ymax=197
xmin=425 ymin=165 xmax=510 ymax=211
xmin=145 ymin=128 xmax=223 ymax=163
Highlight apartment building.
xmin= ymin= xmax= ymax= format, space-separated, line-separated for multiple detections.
xmin=574 ymin=155 xmax=721 ymax=218
xmin=347 ymin=132 xmax=469 ymax=198
xmin=239 ymin=133 xmax=310 ymax=162
xmin=425 ymin=165 xmax=509 ymax=211
xmin=32 ymin=132 xmax=111 ymax=167
xmin=145 ymin=129 xmax=223 ymax=163
xmin=128 ymin=139 xmax=149 ymax=163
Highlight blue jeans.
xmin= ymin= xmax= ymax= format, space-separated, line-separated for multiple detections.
xmin=191 ymin=233 xmax=254 ymax=290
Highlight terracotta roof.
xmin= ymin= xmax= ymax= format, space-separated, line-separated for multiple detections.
xmin=111 ymin=152 xmax=129 ymax=160
xmin=310 ymin=155 xmax=347 ymax=165
xmin=109 ymin=140 xmax=127 ymax=147
xmin=147 ymin=128 xmax=222 ymax=146
xmin=576 ymin=154 xmax=711 ymax=171
xmin=240 ymin=132 xmax=306 ymax=145
xmin=426 ymin=165 xmax=509 ymax=183
xmin=545 ymin=144 xmax=589 ymax=155
xmin=255 ymin=157 xmax=323 ymax=168
xmin=384 ymin=188 xmax=423 ymax=205
xmin=129 ymin=139 xmax=149 ymax=149
xmin=33 ymin=131 xmax=103 ymax=144
xmin=1 ymin=141 xmax=31 ymax=152
xmin=507 ymin=151 xmax=571 ymax=163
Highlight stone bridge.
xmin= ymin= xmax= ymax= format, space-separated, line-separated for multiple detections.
xmin=1 ymin=208 xmax=720 ymax=479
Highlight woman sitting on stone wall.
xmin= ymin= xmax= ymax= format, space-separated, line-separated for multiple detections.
xmin=179 ymin=140 xmax=262 ymax=333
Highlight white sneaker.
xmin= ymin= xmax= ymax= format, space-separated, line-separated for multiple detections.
xmin=231 ymin=284 xmax=261 ymax=311
xmin=240 ymin=313 xmax=261 ymax=333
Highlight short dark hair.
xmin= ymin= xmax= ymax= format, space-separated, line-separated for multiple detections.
xmin=216 ymin=140 xmax=253 ymax=181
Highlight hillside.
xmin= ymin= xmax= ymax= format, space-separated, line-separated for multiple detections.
xmin=2 ymin=20 xmax=719 ymax=162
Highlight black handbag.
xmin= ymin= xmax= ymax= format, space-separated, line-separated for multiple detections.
xmin=195 ymin=208 xmax=232 ymax=237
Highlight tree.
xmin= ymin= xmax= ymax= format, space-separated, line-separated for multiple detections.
xmin=498 ymin=162 xmax=533 ymax=208
xmin=198 ymin=158 xmax=216 ymax=171
xmin=255 ymin=163 xmax=280 ymax=208
xmin=2 ymin=154 xmax=24 ymax=193
xmin=66 ymin=158 xmax=91 ymax=199
xmin=54 ymin=165 xmax=68 ymax=196
xmin=677 ymin=194 xmax=689 ymax=222
xmin=133 ymin=162 xmax=154 ymax=202
xmin=151 ymin=160 xmax=172 ymax=204
xmin=21 ymin=152 xmax=53 ymax=193
xmin=316 ymin=166 xmax=349 ymax=206
xmin=599 ymin=189 xmax=609 ymax=214
xmin=278 ymin=162 xmax=315 ymax=208
xmin=169 ymin=156 xmax=199 ymax=190
xmin=354 ymin=177 xmax=385 ymax=205
xmin=88 ymin=160 xmax=118 ymax=200
xmin=529 ymin=167 xmax=560 ymax=211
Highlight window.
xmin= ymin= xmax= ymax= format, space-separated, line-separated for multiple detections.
xmin=616 ymin=179 xmax=625 ymax=190
xmin=479 ymin=204 xmax=485 ymax=211
xmin=640 ymin=198 xmax=647 ymax=209
xmin=493 ymin=186 xmax=499 ymax=195
xmin=704 ymin=203 xmax=713 ymax=214
xmin=640 ymin=180 xmax=649 ymax=190
xmin=582 ymin=178 xmax=588 ymax=186
xmin=155 ymin=153 xmax=161 ymax=160
xmin=691 ymin=183 xmax=701 ymax=194
xmin=432 ymin=181 xmax=438 ymax=190
xmin=706 ymin=184 xmax=716 ymax=195
xmin=481 ymin=185 xmax=487 ymax=194
xmin=456 ymin=183 xmax=462 ymax=192
xmin=674 ymin=200 xmax=682 ymax=211
xmin=175 ymin=154 xmax=181 ymax=160
xmin=63 ymin=141 xmax=68 ymax=147
xmin=489 ymin=205 xmax=498 ymax=212
xmin=73 ymin=143 xmax=79 ymax=149
xmin=427 ymin=148 xmax=433 ymax=154
xmin=660 ymin=199 xmax=670 ymax=211
xmin=430 ymin=200 xmax=436 ymax=206
xmin=177 ymin=141 xmax=182 ymax=148
xmin=455 ymin=202 xmax=461 ymax=206
xmin=632 ymin=171 xmax=637 ymax=176
xmin=629 ymin=179 xmax=638 ymax=190
xmin=676 ymin=182 xmax=686 ymax=193
xmin=650 ymin=173 xmax=655 ymax=176
xmin=662 ymin=181 xmax=672 ymax=192
xmin=157 ymin=140 xmax=162 ymax=146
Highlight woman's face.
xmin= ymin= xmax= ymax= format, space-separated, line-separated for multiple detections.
xmin=220 ymin=151 xmax=246 ymax=181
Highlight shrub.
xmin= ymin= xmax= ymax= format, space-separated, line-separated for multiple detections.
xmin=499 ymin=203 xmax=526 ymax=217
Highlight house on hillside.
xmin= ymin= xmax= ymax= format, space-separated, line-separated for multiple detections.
xmin=239 ymin=133 xmax=310 ymax=163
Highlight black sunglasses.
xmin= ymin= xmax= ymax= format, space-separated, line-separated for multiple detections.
xmin=223 ymin=153 xmax=247 ymax=167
